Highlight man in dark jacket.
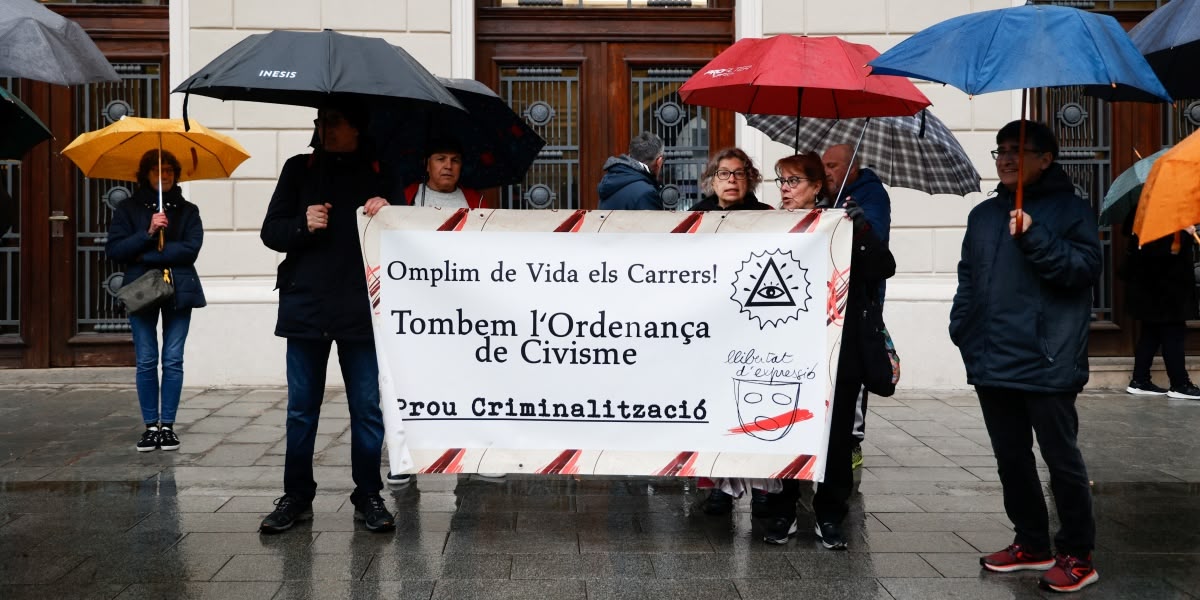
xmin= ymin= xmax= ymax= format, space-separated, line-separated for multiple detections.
xmin=762 ymin=199 xmax=895 ymax=549
xmin=258 ymin=100 xmax=397 ymax=535
xmin=597 ymin=132 xmax=664 ymax=210
xmin=824 ymin=143 xmax=892 ymax=467
xmin=950 ymin=120 xmax=1100 ymax=593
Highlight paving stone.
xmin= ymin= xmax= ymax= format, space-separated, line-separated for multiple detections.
xmin=173 ymin=532 xmax=318 ymax=554
xmin=212 ymin=553 xmax=373 ymax=581
xmin=0 ymin=553 xmax=87 ymax=584
xmin=784 ymin=552 xmax=942 ymax=578
xmin=588 ymin=579 xmax=741 ymax=600
xmin=510 ymin=553 xmax=654 ymax=579
xmin=187 ymin=416 xmax=252 ymax=434
xmin=197 ymin=444 xmax=271 ymax=467
xmin=115 ymin=582 xmax=283 ymax=599
xmin=852 ymin=532 xmax=978 ymax=553
xmin=430 ymin=580 xmax=585 ymax=600
xmin=874 ymin=513 xmax=1010 ymax=532
xmin=861 ymin=495 xmax=924 ymax=513
xmin=879 ymin=577 xmax=1051 ymax=599
xmin=446 ymin=530 xmax=580 ymax=554
xmin=865 ymin=467 xmax=981 ymax=481
xmin=735 ymin=578 xmax=896 ymax=600
xmin=651 ymin=553 xmax=798 ymax=579
xmin=881 ymin=446 xmax=960 ymax=467
xmin=271 ymin=580 xmax=435 ymax=600
xmin=363 ymin=553 xmax=511 ymax=579
xmin=67 ymin=552 xmax=232 ymax=583
xmin=226 ymin=425 xmax=287 ymax=444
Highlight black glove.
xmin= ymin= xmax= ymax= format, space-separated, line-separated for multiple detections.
xmin=845 ymin=199 xmax=869 ymax=234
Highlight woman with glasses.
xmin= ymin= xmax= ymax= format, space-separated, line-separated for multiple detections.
xmin=689 ymin=147 xmax=772 ymax=211
xmin=775 ymin=152 xmax=826 ymax=210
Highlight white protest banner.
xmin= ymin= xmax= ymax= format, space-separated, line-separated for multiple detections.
xmin=361 ymin=208 xmax=852 ymax=480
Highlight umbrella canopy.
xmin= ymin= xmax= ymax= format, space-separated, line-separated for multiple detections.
xmin=1098 ymin=148 xmax=1169 ymax=226
xmin=62 ymin=117 xmax=250 ymax=183
xmin=1128 ymin=0 xmax=1200 ymax=99
xmin=173 ymin=29 xmax=464 ymax=114
xmin=1133 ymin=129 xmax=1200 ymax=245
xmin=0 ymin=0 xmax=119 ymax=86
xmin=0 ymin=84 xmax=51 ymax=160
xmin=372 ymin=76 xmax=546 ymax=190
xmin=867 ymin=4 xmax=1171 ymax=103
xmin=679 ymin=35 xmax=930 ymax=119
xmin=745 ymin=110 xmax=981 ymax=196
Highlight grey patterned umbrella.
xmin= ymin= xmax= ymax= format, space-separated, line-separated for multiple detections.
xmin=745 ymin=110 xmax=981 ymax=196
xmin=0 ymin=0 xmax=119 ymax=86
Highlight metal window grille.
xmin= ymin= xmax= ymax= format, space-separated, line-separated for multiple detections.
xmin=0 ymin=77 xmax=21 ymax=335
xmin=498 ymin=66 xmax=580 ymax=210
xmin=631 ymin=66 xmax=709 ymax=211
xmin=76 ymin=62 xmax=161 ymax=334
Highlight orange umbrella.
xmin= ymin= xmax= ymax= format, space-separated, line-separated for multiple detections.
xmin=1133 ymin=128 xmax=1200 ymax=246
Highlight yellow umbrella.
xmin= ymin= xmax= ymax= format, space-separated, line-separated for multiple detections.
xmin=1133 ymin=128 xmax=1200 ymax=246
xmin=62 ymin=116 xmax=249 ymax=184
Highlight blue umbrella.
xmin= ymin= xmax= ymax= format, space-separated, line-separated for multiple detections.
xmin=868 ymin=4 xmax=1171 ymax=229
xmin=1098 ymin=148 xmax=1169 ymax=226
xmin=868 ymin=4 xmax=1171 ymax=103
xmin=1128 ymin=0 xmax=1200 ymax=99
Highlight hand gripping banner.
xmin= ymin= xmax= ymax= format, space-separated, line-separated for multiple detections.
xmin=359 ymin=207 xmax=853 ymax=481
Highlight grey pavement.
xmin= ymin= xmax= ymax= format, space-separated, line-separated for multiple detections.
xmin=1 ymin=378 xmax=1198 ymax=599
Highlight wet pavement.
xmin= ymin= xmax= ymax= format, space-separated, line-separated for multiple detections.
xmin=0 ymin=382 xmax=1198 ymax=599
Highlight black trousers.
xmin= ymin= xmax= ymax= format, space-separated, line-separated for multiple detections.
xmin=977 ymin=386 xmax=1095 ymax=556
xmin=1132 ymin=320 xmax=1188 ymax=387
xmin=774 ymin=371 xmax=861 ymax=524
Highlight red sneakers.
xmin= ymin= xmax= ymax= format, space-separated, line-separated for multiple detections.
xmin=1039 ymin=554 xmax=1099 ymax=593
xmin=979 ymin=543 xmax=1056 ymax=572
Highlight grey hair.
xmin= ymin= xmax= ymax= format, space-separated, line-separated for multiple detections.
xmin=627 ymin=132 xmax=664 ymax=165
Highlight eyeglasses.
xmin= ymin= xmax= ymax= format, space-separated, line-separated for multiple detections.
xmin=991 ymin=148 xmax=1045 ymax=160
xmin=774 ymin=176 xmax=809 ymax=189
xmin=714 ymin=169 xmax=748 ymax=181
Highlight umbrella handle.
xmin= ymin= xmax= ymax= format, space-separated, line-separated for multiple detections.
xmin=1014 ymin=90 xmax=1027 ymax=235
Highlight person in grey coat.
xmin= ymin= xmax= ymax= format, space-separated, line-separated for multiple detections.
xmin=950 ymin=120 xmax=1100 ymax=593
xmin=597 ymin=132 xmax=664 ymax=210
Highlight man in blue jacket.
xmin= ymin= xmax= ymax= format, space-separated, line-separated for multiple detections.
xmin=950 ymin=120 xmax=1100 ymax=593
xmin=824 ymin=143 xmax=892 ymax=468
xmin=597 ymin=132 xmax=664 ymax=210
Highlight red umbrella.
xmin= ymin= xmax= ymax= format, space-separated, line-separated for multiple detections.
xmin=679 ymin=35 xmax=930 ymax=120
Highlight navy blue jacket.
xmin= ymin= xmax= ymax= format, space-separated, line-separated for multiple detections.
xmin=597 ymin=155 xmax=662 ymax=210
xmin=261 ymin=150 xmax=396 ymax=341
xmin=106 ymin=187 xmax=207 ymax=311
xmin=834 ymin=168 xmax=890 ymax=243
xmin=949 ymin=164 xmax=1101 ymax=393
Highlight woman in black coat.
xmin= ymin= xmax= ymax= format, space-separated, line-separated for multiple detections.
xmin=1123 ymin=218 xmax=1200 ymax=399
xmin=106 ymin=150 xmax=206 ymax=452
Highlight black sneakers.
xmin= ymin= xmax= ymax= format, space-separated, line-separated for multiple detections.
xmin=763 ymin=516 xmax=798 ymax=545
xmin=702 ymin=489 xmax=734 ymax=515
xmin=1126 ymin=379 xmax=1168 ymax=395
xmin=1168 ymin=381 xmax=1200 ymax=400
xmin=158 ymin=427 xmax=180 ymax=451
xmin=259 ymin=495 xmax=313 ymax=533
xmin=353 ymin=494 xmax=396 ymax=532
xmin=815 ymin=521 xmax=848 ymax=550
xmin=136 ymin=427 xmax=159 ymax=452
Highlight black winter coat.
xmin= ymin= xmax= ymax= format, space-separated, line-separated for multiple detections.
xmin=689 ymin=192 xmax=772 ymax=212
xmin=106 ymin=187 xmax=207 ymax=310
xmin=1122 ymin=222 xmax=1199 ymax=323
xmin=836 ymin=222 xmax=897 ymax=385
xmin=261 ymin=150 xmax=396 ymax=341
xmin=949 ymin=164 xmax=1101 ymax=393
xmin=597 ymin=155 xmax=662 ymax=210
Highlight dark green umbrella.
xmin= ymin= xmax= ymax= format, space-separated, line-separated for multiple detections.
xmin=1098 ymin=148 xmax=1169 ymax=226
xmin=0 ymin=84 xmax=51 ymax=159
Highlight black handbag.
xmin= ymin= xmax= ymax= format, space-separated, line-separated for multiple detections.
xmin=858 ymin=305 xmax=900 ymax=397
xmin=118 ymin=268 xmax=174 ymax=315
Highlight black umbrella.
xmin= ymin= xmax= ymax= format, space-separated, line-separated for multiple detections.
xmin=0 ymin=85 xmax=51 ymax=159
xmin=372 ymin=76 xmax=546 ymax=190
xmin=173 ymin=29 xmax=465 ymax=120
xmin=1128 ymin=0 xmax=1200 ymax=99
xmin=0 ymin=0 xmax=119 ymax=86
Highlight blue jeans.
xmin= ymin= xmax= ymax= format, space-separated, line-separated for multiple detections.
xmin=128 ymin=305 xmax=192 ymax=425
xmin=283 ymin=338 xmax=385 ymax=502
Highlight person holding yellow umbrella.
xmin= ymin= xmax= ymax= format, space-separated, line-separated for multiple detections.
xmin=64 ymin=117 xmax=249 ymax=452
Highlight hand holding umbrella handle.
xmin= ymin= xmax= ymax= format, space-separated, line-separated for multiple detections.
xmin=1009 ymin=209 xmax=1033 ymax=237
